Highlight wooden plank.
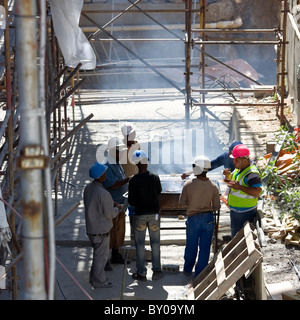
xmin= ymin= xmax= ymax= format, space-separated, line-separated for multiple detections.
xmin=252 ymin=262 xmax=268 ymax=300
xmin=195 ymin=247 xmax=262 ymax=300
xmin=244 ymin=223 xmax=256 ymax=255
xmin=208 ymin=250 xmax=262 ymax=300
xmin=192 ymin=222 xmax=263 ymax=300
xmin=215 ymin=252 xmax=226 ymax=286
xmin=193 ymin=266 xmax=217 ymax=299
xmin=194 ymin=276 xmax=217 ymax=300
xmin=221 ymin=227 xmax=244 ymax=257
xmin=192 ymin=257 xmax=215 ymax=288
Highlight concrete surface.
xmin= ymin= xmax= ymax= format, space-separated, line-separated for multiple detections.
xmin=0 ymin=88 xmax=251 ymax=300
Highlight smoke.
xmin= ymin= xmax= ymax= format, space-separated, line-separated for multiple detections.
xmin=96 ymin=127 xmax=206 ymax=174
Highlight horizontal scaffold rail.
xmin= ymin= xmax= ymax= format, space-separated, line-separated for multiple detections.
xmin=82 ymin=9 xmax=200 ymax=13
xmin=192 ymin=88 xmax=276 ymax=93
xmin=193 ymin=40 xmax=282 ymax=45
xmin=192 ymin=102 xmax=280 ymax=107
xmin=192 ymin=28 xmax=278 ymax=33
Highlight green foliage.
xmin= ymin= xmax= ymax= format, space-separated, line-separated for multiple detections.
xmin=259 ymin=126 xmax=300 ymax=220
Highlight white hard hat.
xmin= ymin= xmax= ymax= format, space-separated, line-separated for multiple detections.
xmin=121 ymin=122 xmax=136 ymax=141
xmin=108 ymin=137 xmax=127 ymax=151
xmin=132 ymin=150 xmax=148 ymax=164
xmin=192 ymin=155 xmax=211 ymax=175
xmin=121 ymin=122 xmax=135 ymax=136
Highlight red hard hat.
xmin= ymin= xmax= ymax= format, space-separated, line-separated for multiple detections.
xmin=229 ymin=144 xmax=250 ymax=159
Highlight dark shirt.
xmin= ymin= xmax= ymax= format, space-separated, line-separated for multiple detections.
xmin=209 ymin=152 xmax=235 ymax=172
xmin=128 ymin=171 xmax=162 ymax=215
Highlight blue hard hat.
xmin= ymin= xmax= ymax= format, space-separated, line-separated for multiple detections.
xmin=229 ymin=140 xmax=242 ymax=152
xmin=89 ymin=162 xmax=108 ymax=179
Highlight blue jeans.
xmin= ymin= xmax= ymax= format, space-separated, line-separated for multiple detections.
xmin=134 ymin=214 xmax=161 ymax=276
xmin=230 ymin=208 xmax=257 ymax=237
xmin=184 ymin=212 xmax=214 ymax=278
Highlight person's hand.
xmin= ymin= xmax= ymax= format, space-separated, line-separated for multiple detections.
xmin=223 ymin=168 xmax=232 ymax=181
xmin=181 ymin=173 xmax=189 ymax=180
xmin=226 ymin=180 xmax=240 ymax=190
xmin=223 ymin=168 xmax=231 ymax=176
xmin=114 ymin=202 xmax=124 ymax=213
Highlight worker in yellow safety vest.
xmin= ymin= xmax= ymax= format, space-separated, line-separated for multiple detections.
xmin=223 ymin=144 xmax=262 ymax=237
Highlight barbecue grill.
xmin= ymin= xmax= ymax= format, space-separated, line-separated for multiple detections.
xmin=158 ymin=174 xmax=186 ymax=216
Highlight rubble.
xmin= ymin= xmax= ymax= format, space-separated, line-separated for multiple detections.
xmin=256 ymin=128 xmax=300 ymax=248
xmin=258 ymin=205 xmax=300 ymax=247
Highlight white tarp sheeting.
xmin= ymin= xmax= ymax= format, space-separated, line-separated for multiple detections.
xmin=49 ymin=0 xmax=96 ymax=70
xmin=0 ymin=189 xmax=8 ymax=229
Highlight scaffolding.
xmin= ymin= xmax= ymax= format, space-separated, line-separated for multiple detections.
xmin=0 ymin=0 xmax=89 ymax=299
xmin=0 ymin=0 xmax=290 ymax=300
xmin=184 ymin=0 xmax=289 ymax=128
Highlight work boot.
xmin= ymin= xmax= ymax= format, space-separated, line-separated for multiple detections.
xmin=152 ymin=271 xmax=164 ymax=281
xmin=93 ymin=281 xmax=113 ymax=289
xmin=132 ymin=272 xmax=147 ymax=281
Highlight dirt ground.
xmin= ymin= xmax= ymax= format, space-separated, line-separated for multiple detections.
xmin=262 ymin=240 xmax=300 ymax=296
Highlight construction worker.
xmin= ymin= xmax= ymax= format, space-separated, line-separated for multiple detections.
xmin=120 ymin=122 xmax=140 ymax=178
xmin=128 ymin=150 xmax=164 ymax=281
xmin=103 ymin=137 xmax=129 ymax=268
xmin=225 ymin=144 xmax=262 ymax=237
xmin=179 ymin=156 xmax=220 ymax=278
xmin=120 ymin=122 xmax=141 ymax=244
xmin=181 ymin=140 xmax=242 ymax=180
xmin=83 ymin=162 xmax=123 ymax=288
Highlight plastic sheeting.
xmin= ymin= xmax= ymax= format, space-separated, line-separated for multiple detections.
xmin=0 ymin=189 xmax=8 ymax=229
xmin=49 ymin=0 xmax=96 ymax=70
xmin=0 ymin=188 xmax=11 ymax=262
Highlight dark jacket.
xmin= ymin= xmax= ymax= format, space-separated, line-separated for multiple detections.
xmin=209 ymin=152 xmax=235 ymax=172
xmin=128 ymin=171 xmax=162 ymax=215
xmin=209 ymin=141 xmax=242 ymax=172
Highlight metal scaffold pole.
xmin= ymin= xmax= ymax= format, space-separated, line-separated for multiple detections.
xmin=280 ymin=0 xmax=288 ymax=125
xmin=199 ymin=0 xmax=206 ymax=124
xmin=15 ymin=0 xmax=46 ymax=300
xmin=184 ymin=0 xmax=192 ymax=129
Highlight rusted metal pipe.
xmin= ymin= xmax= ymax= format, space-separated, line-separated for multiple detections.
xmin=55 ymin=63 xmax=82 ymax=98
xmin=199 ymin=0 xmax=206 ymax=123
xmin=39 ymin=0 xmax=55 ymax=300
xmin=193 ymin=102 xmax=280 ymax=107
xmin=280 ymin=0 xmax=288 ymax=125
xmin=192 ymin=28 xmax=276 ymax=33
xmin=192 ymin=88 xmax=276 ymax=93
xmin=49 ymin=113 xmax=94 ymax=154
xmin=184 ymin=0 xmax=192 ymax=128
xmin=15 ymin=0 xmax=46 ymax=300
xmin=193 ymin=40 xmax=281 ymax=45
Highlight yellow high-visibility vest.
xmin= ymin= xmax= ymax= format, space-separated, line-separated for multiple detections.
xmin=227 ymin=165 xmax=261 ymax=209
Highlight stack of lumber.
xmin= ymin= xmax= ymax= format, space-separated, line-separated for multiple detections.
xmin=188 ymin=222 xmax=263 ymax=300
xmin=258 ymin=201 xmax=300 ymax=247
